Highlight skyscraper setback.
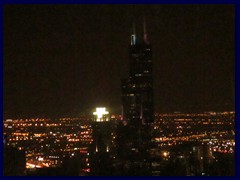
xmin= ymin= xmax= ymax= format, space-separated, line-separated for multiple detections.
xmin=121 ymin=19 xmax=154 ymax=125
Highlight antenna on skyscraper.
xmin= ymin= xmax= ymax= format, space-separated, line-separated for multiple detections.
xmin=131 ymin=22 xmax=137 ymax=45
xmin=143 ymin=16 xmax=149 ymax=44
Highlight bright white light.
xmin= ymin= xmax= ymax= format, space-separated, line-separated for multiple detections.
xmin=93 ymin=107 xmax=109 ymax=122
xmin=163 ymin=152 xmax=168 ymax=157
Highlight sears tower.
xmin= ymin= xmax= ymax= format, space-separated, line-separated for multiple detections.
xmin=118 ymin=19 xmax=153 ymax=175
xmin=122 ymin=19 xmax=154 ymax=126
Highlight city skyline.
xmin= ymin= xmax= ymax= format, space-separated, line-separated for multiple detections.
xmin=4 ymin=4 xmax=235 ymax=117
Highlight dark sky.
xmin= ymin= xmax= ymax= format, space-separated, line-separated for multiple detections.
xmin=4 ymin=4 xmax=235 ymax=117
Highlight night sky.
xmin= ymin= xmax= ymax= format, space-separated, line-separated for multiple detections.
xmin=4 ymin=4 xmax=235 ymax=117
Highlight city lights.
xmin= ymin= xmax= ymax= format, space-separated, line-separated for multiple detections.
xmin=163 ymin=152 xmax=168 ymax=157
xmin=4 ymin=4 xmax=235 ymax=176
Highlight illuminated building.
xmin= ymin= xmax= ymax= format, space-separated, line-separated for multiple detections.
xmin=90 ymin=107 xmax=115 ymax=175
xmin=121 ymin=19 xmax=153 ymax=125
xmin=93 ymin=107 xmax=109 ymax=122
xmin=91 ymin=107 xmax=114 ymax=153
xmin=116 ymin=19 xmax=154 ymax=175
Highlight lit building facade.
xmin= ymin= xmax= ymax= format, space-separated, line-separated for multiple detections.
xmin=90 ymin=107 xmax=116 ymax=175
xmin=93 ymin=107 xmax=110 ymax=122
xmin=92 ymin=107 xmax=112 ymax=153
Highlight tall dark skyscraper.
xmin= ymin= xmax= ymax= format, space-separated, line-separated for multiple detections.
xmin=122 ymin=19 xmax=154 ymax=126
xmin=115 ymin=19 xmax=154 ymax=175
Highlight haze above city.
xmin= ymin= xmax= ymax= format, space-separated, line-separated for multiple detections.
xmin=4 ymin=4 xmax=235 ymax=117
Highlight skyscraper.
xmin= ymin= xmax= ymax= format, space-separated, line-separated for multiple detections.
xmin=116 ymin=19 xmax=154 ymax=175
xmin=122 ymin=19 xmax=154 ymax=126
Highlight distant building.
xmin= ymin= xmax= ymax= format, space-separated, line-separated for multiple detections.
xmin=121 ymin=19 xmax=154 ymax=126
xmin=92 ymin=107 xmax=113 ymax=152
xmin=116 ymin=19 xmax=154 ymax=175
xmin=90 ymin=107 xmax=116 ymax=175
xmin=93 ymin=107 xmax=110 ymax=122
